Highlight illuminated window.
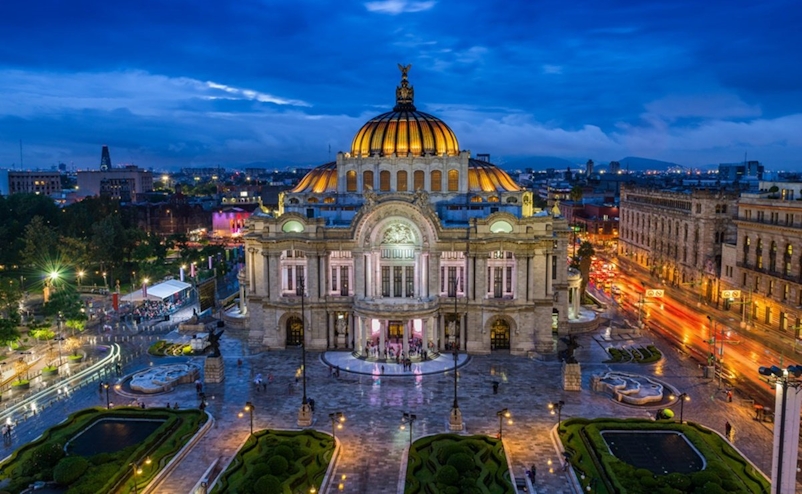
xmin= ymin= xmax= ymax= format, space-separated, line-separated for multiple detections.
xmin=380 ymin=171 xmax=390 ymax=191
xmin=346 ymin=170 xmax=357 ymax=192
xmin=397 ymin=170 xmax=408 ymax=191
xmin=363 ymin=170 xmax=374 ymax=191
xmin=431 ymin=170 xmax=442 ymax=192
xmin=413 ymin=170 xmax=424 ymax=190
xmin=448 ymin=169 xmax=459 ymax=191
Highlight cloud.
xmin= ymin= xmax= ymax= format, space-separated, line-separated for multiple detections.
xmin=643 ymin=93 xmax=761 ymax=122
xmin=364 ymin=0 xmax=436 ymax=14
xmin=542 ymin=65 xmax=563 ymax=75
xmin=204 ymin=81 xmax=310 ymax=107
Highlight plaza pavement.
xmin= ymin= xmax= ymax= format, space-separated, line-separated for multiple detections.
xmin=3 ymin=318 xmax=794 ymax=493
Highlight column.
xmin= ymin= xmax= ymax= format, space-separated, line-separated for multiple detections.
xmin=267 ymin=254 xmax=279 ymax=301
xmin=414 ymin=252 xmax=421 ymax=298
xmin=402 ymin=320 xmax=410 ymax=357
xmin=356 ymin=316 xmax=364 ymax=356
xmin=355 ymin=252 xmax=366 ymax=298
xmin=572 ymin=287 xmax=580 ymax=318
xmin=379 ymin=320 xmax=386 ymax=359
xmin=438 ymin=314 xmax=445 ymax=351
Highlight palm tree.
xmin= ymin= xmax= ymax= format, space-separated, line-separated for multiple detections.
xmin=577 ymin=241 xmax=596 ymax=298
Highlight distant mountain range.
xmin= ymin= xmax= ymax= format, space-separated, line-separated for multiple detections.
xmin=492 ymin=155 xmax=685 ymax=172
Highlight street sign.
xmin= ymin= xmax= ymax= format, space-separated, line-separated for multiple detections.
xmin=645 ymin=289 xmax=665 ymax=298
xmin=721 ymin=290 xmax=741 ymax=300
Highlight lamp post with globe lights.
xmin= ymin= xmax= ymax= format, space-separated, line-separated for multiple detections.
xmin=758 ymin=364 xmax=802 ymax=494
xmin=496 ymin=408 xmax=512 ymax=439
xmin=669 ymin=392 xmax=690 ymax=424
xmin=329 ymin=412 xmax=345 ymax=439
xmin=549 ymin=400 xmax=565 ymax=432
xmin=400 ymin=412 xmax=416 ymax=446
xmin=297 ymin=276 xmax=313 ymax=426
xmin=239 ymin=401 xmax=254 ymax=435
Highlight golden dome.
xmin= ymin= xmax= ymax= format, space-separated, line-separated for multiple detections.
xmin=289 ymin=162 xmax=336 ymax=193
xmin=351 ymin=65 xmax=459 ymax=158
xmin=468 ymin=159 xmax=521 ymax=193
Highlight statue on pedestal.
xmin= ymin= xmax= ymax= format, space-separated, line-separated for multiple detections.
xmin=208 ymin=327 xmax=225 ymax=358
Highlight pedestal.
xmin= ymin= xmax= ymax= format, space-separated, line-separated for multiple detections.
xmin=336 ymin=334 xmax=346 ymax=349
xmin=448 ymin=407 xmax=464 ymax=431
xmin=297 ymin=403 xmax=313 ymax=427
xmin=204 ymin=356 xmax=225 ymax=384
xmin=562 ymin=362 xmax=582 ymax=391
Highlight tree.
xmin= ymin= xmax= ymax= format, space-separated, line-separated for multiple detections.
xmin=0 ymin=318 xmax=21 ymax=346
xmin=569 ymin=185 xmax=583 ymax=204
xmin=20 ymin=216 xmax=60 ymax=267
xmin=577 ymin=241 xmax=596 ymax=297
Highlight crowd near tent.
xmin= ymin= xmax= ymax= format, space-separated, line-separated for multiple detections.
xmin=121 ymin=279 xmax=193 ymax=303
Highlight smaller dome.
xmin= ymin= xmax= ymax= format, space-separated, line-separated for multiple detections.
xmin=289 ymin=162 xmax=337 ymax=194
xmin=468 ymin=159 xmax=521 ymax=193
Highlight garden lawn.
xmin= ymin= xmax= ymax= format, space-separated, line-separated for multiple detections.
xmin=559 ymin=418 xmax=770 ymax=494
xmin=405 ymin=434 xmax=513 ymax=494
xmin=0 ymin=407 xmax=206 ymax=494
xmin=212 ymin=429 xmax=334 ymax=494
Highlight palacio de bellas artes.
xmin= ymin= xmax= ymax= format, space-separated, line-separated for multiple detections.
xmin=237 ymin=66 xmax=585 ymax=357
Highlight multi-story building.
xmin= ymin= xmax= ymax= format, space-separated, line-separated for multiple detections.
xmin=720 ymin=182 xmax=802 ymax=339
xmin=5 ymin=170 xmax=62 ymax=196
xmin=618 ymin=185 xmax=737 ymax=303
xmin=240 ymin=68 xmax=582 ymax=355
xmin=76 ymin=147 xmax=153 ymax=202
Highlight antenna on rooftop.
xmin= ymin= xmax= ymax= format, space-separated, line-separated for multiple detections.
xmin=19 ymin=140 xmax=23 ymax=170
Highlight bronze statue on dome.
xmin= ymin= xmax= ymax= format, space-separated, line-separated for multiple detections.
xmin=398 ymin=63 xmax=412 ymax=81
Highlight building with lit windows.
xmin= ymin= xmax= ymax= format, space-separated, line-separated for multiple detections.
xmin=618 ymin=184 xmax=737 ymax=304
xmin=239 ymin=67 xmax=581 ymax=355
xmin=720 ymin=182 xmax=802 ymax=339
xmin=5 ymin=170 xmax=62 ymax=196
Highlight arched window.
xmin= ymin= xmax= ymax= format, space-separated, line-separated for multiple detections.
xmin=785 ymin=244 xmax=793 ymax=275
xmin=413 ymin=170 xmax=424 ymax=190
xmin=448 ymin=169 xmax=459 ymax=191
xmin=346 ymin=170 xmax=357 ymax=192
xmin=397 ymin=170 xmax=408 ymax=191
xmin=431 ymin=170 xmax=442 ymax=192
xmin=363 ymin=170 xmax=374 ymax=191
xmin=379 ymin=170 xmax=391 ymax=191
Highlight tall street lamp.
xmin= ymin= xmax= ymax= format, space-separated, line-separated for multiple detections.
xmin=297 ymin=276 xmax=312 ymax=426
xmin=448 ymin=277 xmax=463 ymax=431
xmin=129 ymin=457 xmax=151 ymax=494
xmin=400 ymin=412 xmax=417 ymax=446
xmin=239 ymin=401 xmax=254 ymax=435
xmin=496 ymin=408 xmax=512 ymax=439
xmin=329 ymin=411 xmax=345 ymax=439
xmin=707 ymin=315 xmax=726 ymax=388
xmin=670 ymin=392 xmax=689 ymax=424
xmin=549 ymin=400 xmax=565 ymax=432
xmin=758 ymin=364 xmax=802 ymax=494
xmin=77 ymin=270 xmax=84 ymax=288
xmin=104 ymin=382 xmax=111 ymax=409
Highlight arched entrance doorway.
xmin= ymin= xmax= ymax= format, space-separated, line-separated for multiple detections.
xmin=287 ymin=316 xmax=303 ymax=346
xmin=490 ymin=319 xmax=510 ymax=350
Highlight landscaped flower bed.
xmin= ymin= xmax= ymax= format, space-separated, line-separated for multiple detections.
xmin=604 ymin=344 xmax=662 ymax=364
xmin=148 ymin=340 xmax=193 ymax=356
xmin=558 ymin=418 xmax=769 ymax=494
xmin=0 ymin=407 xmax=206 ymax=494
xmin=212 ymin=429 xmax=333 ymax=494
xmin=405 ymin=434 xmax=513 ymax=494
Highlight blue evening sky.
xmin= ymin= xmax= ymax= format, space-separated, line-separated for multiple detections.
xmin=1 ymin=0 xmax=801 ymax=171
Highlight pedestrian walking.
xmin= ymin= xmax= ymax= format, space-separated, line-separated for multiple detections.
xmin=725 ymin=421 xmax=732 ymax=438
xmin=727 ymin=390 xmax=733 ymax=403
xmin=530 ymin=465 xmax=536 ymax=483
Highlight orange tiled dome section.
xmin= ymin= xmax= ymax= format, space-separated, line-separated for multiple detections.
xmin=289 ymin=160 xmax=520 ymax=194
xmin=351 ymin=110 xmax=460 ymax=158
xmin=289 ymin=162 xmax=337 ymax=193
xmin=468 ymin=159 xmax=521 ymax=192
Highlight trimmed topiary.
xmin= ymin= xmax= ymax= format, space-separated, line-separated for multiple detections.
xmin=437 ymin=443 xmax=469 ymax=463
xmin=446 ymin=452 xmax=475 ymax=473
xmin=53 ymin=456 xmax=90 ymax=485
xmin=274 ymin=444 xmax=295 ymax=462
xmin=691 ymin=471 xmax=720 ymax=488
xmin=254 ymin=474 xmax=282 ymax=493
xmin=436 ymin=465 xmax=460 ymax=486
xmin=266 ymin=455 xmax=289 ymax=476
xmin=663 ymin=472 xmax=691 ymax=490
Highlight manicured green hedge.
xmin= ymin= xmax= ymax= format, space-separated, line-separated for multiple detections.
xmin=405 ymin=434 xmax=513 ymax=494
xmin=558 ymin=418 xmax=769 ymax=494
xmin=604 ymin=345 xmax=662 ymax=364
xmin=0 ymin=407 xmax=206 ymax=494
xmin=212 ymin=429 xmax=333 ymax=494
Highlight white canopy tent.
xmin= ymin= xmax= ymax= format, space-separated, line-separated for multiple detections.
xmin=121 ymin=279 xmax=193 ymax=303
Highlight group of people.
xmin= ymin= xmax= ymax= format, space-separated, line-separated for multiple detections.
xmin=253 ymin=373 xmax=274 ymax=391
xmin=1 ymin=424 xmax=13 ymax=445
xmin=365 ymin=338 xmax=433 ymax=362
xmin=131 ymin=299 xmax=178 ymax=320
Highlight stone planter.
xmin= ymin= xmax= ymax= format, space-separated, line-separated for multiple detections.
xmin=11 ymin=381 xmax=30 ymax=390
xmin=42 ymin=366 xmax=59 ymax=377
xmin=68 ymin=355 xmax=84 ymax=364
